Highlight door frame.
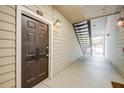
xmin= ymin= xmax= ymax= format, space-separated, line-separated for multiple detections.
xmin=16 ymin=5 xmax=53 ymax=88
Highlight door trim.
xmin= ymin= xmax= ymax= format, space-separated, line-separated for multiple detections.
xmin=16 ymin=5 xmax=53 ymax=88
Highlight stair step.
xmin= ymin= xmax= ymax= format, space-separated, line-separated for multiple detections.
xmin=73 ymin=20 xmax=92 ymax=55
xmin=75 ymin=28 xmax=89 ymax=32
xmin=75 ymin=27 xmax=88 ymax=30
xmin=77 ymin=34 xmax=89 ymax=36
xmin=74 ymin=21 xmax=87 ymax=26
xmin=74 ymin=23 xmax=88 ymax=27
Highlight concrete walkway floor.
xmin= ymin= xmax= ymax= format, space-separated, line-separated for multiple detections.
xmin=34 ymin=56 xmax=124 ymax=88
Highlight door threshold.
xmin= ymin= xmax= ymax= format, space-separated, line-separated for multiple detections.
xmin=33 ymin=78 xmax=50 ymax=88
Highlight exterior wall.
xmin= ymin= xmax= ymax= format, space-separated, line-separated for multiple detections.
xmin=0 ymin=5 xmax=82 ymax=87
xmin=23 ymin=5 xmax=82 ymax=76
xmin=105 ymin=12 xmax=124 ymax=76
xmin=0 ymin=5 xmax=16 ymax=87
xmin=52 ymin=8 xmax=83 ymax=75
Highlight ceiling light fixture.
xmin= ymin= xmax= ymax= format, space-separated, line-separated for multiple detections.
xmin=117 ymin=7 xmax=124 ymax=27
xmin=117 ymin=17 xmax=124 ymax=27
xmin=53 ymin=19 xmax=62 ymax=32
xmin=54 ymin=19 xmax=62 ymax=27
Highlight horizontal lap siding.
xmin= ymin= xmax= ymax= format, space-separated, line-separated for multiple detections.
xmin=0 ymin=71 xmax=15 ymax=84
xmin=0 ymin=12 xmax=15 ymax=24
xmin=0 ymin=64 xmax=15 ymax=75
xmin=0 ymin=30 xmax=15 ymax=40
xmin=105 ymin=13 xmax=124 ymax=77
xmin=0 ymin=79 xmax=15 ymax=88
xmin=24 ymin=5 xmax=82 ymax=76
xmin=0 ymin=5 xmax=82 ymax=88
xmin=0 ymin=5 xmax=16 ymax=88
xmin=52 ymin=9 xmax=82 ymax=75
xmin=0 ymin=56 xmax=15 ymax=66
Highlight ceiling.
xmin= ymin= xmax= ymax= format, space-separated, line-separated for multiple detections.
xmin=91 ymin=16 xmax=107 ymax=37
xmin=54 ymin=5 xmax=122 ymax=23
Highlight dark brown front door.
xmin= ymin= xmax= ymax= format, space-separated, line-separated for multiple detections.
xmin=21 ymin=14 xmax=48 ymax=88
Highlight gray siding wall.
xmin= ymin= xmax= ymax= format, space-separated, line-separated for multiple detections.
xmin=105 ymin=12 xmax=124 ymax=76
xmin=0 ymin=5 xmax=16 ymax=88
xmin=23 ymin=5 xmax=82 ymax=76
xmin=0 ymin=5 xmax=82 ymax=87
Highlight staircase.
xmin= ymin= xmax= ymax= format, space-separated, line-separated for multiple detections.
xmin=73 ymin=20 xmax=92 ymax=55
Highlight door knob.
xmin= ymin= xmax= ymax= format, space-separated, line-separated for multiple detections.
xmin=46 ymin=54 xmax=48 ymax=57
xmin=46 ymin=46 xmax=48 ymax=49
